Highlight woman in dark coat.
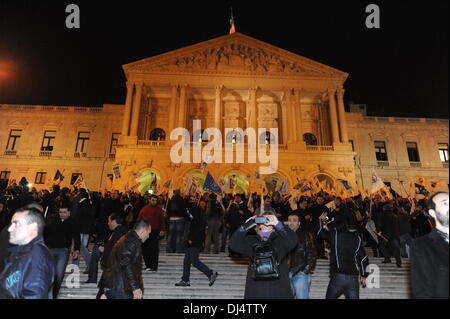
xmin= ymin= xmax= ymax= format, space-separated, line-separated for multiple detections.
xmin=229 ymin=207 xmax=298 ymax=299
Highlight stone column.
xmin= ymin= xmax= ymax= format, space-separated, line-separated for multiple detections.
xmin=168 ymin=84 xmax=178 ymax=132
xmin=178 ymin=84 xmax=188 ymax=129
xmin=328 ymin=89 xmax=340 ymax=144
xmin=248 ymin=87 xmax=257 ymax=129
xmin=295 ymin=88 xmax=302 ymax=142
xmin=214 ymin=85 xmax=223 ymax=133
xmin=130 ymin=82 xmax=143 ymax=137
xmin=280 ymin=90 xmax=289 ymax=144
xmin=121 ymin=82 xmax=134 ymax=136
xmin=286 ymin=89 xmax=296 ymax=142
xmin=337 ymin=88 xmax=349 ymax=143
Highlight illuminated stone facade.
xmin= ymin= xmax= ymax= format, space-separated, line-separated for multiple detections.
xmin=0 ymin=33 xmax=448 ymax=194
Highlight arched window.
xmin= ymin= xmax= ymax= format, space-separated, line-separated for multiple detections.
xmin=193 ymin=129 xmax=208 ymax=142
xmin=303 ymin=133 xmax=317 ymax=145
xmin=149 ymin=128 xmax=166 ymax=141
xmin=259 ymin=131 xmax=276 ymax=145
xmin=225 ymin=130 xmax=243 ymax=143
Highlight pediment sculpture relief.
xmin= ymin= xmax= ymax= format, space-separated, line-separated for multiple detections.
xmin=137 ymin=43 xmax=327 ymax=75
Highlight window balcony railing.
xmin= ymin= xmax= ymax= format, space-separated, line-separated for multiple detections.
xmin=305 ymin=145 xmax=334 ymax=152
xmin=4 ymin=150 xmax=16 ymax=156
xmin=443 ymin=162 xmax=449 ymax=168
xmin=377 ymin=161 xmax=390 ymax=167
xmin=108 ymin=153 xmax=116 ymax=160
xmin=74 ymin=152 xmax=87 ymax=158
xmin=410 ymin=161 xmax=422 ymax=168
xmin=39 ymin=151 xmax=52 ymax=157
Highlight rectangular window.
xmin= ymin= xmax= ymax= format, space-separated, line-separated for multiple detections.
xmin=41 ymin=130 xmax=56 ymax=151
xmin=0 ymin=171 xmax=11 ymax=180
xmin=406 ymin=142 xmax=420 ymax=162
xmin=35 ymin=172 xmax=46 ymax=184
xmin=110 ymin=133 xmax=120 ymax=154
xmin=75 ymin=132 xmax=90 ymax=153
xmin=70 ymin=173 xmax=82 ymax=185
xmin=6 ymin=129 xmax=22 ymax=151
xmin=374 ymin=141 xmax=388 ymax=161
xmin=438 ymin=143 xmax=449 ymax=162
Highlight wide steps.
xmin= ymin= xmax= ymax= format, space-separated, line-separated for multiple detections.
xmin=58 ymin=249 xmax=412 ymax=299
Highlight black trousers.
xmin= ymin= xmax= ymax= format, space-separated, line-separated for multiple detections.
xmin=326 ymin=273 xmax=360 ymax=299
xmin=315 ymin=233 xmax=326 ymax=258
xmin=142 ymin=230 xmax=160 ymax=270
xmin=182 ymin=246 xmax=213 ymax=282
xmin=379 ymin=237 xmax=402 ymax=265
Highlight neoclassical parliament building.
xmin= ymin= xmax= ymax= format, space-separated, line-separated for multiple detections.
xmin=0 ymin=33 xmax=448 ymax=195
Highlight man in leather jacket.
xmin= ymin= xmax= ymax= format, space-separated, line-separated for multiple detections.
xmin=287 ymin=213 xmax=317 ymax=299
xmin=101 ymin=219 xmax=151 ymax=299
xmin=94 ymin=213 xmax=128 ymax=298
xmin=0 ymin=207 xmax=55 ymax=299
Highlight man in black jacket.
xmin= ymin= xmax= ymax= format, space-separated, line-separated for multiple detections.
xmin=101 ymin=219 xmax=151 ymax=299
xmin=204 ymin=193 xmax=224 ymax=254
xmin=175 ymin=197 xmax=218 ymax=287
xmin=166 ymin=190 xmax=187 ymax=253
xmin=318 ymin=212 xmax=369 ymax=299
xmin=44 ymin=205 xmax=80 ymax=298
xmin=0 ymin=207 xmax=55 ymax=299
xmin=95 ymin=213 xmax=128 ymax=298
xmin=72 ymin=189 xmax=95 ymax=273
xmin=287 ymin=213 xmax=317 ymax=299
xmin=410 ymin=192 xmax=448 ymax=299
xmin=378 ymin=203 xmax=402 ymax=267
xmin=309 ymin=195 xmax=329 ymax=259
xmin=226 ymin=194 xmax=252 ymax=257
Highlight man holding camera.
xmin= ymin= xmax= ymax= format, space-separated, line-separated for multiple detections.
xmin=229 ymin=207 xmax=298 ymax=299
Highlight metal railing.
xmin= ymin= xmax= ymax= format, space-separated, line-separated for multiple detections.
xmin=39 ymin=151 xmax=52 ymax=157
xmin=305 ymin=145 xmax=334 ymax=152
xmin=4 ymin=150 xmax=16 ymax=156
xmin=74 ymin=152 xmax=87 ymax=158
xmin=377 ymin=161 xmax=390 ymax=167
xmin=410 ymin=162 xmax=422 ymax=168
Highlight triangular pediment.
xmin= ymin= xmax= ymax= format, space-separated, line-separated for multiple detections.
xmin=123 ymin=33 xmax=348 ymax=80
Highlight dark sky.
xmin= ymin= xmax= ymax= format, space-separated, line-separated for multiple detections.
xmin=0 ymin=0 xmax=448 ymax=118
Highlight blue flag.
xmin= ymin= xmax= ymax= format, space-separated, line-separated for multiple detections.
xmin=337 ymin=179 xmax=352 ymax=190
xmin=203 ymin=172 xmax=222 ymax=194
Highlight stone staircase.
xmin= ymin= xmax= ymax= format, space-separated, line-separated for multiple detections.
xmin=58 ymin=240 xmax=411 ymax=299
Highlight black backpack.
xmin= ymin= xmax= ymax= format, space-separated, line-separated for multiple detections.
xmin=250 ymin=241 xmax=280 ymax=281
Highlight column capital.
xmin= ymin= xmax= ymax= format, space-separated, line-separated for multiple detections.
xmin=327 ymin=88 xmax=337 ymax=95
xmin=337 ymin=88 xmax=345 ymax=96
xmin=215 ymin=84 xmax=224 ymax=91
xmin=126 ymin=81 xmax=134 ymax=89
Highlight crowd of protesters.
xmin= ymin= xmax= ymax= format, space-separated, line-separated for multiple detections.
xmin=0 ymin=180 xmax=447 ymax=299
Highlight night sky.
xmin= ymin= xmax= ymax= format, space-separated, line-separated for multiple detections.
xmin=0 ymin=0 xmax=448 ymax=119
